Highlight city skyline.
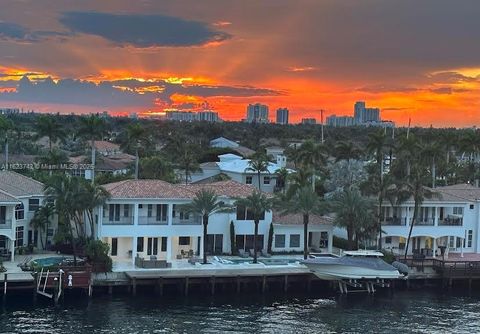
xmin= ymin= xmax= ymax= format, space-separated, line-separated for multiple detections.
xmin=0 ymin=1 xmax=480 ymax=127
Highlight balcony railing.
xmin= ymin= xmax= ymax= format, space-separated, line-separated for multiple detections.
xmin=172 ymin=216 xmax=201 ymax=225
xmin=415 ymin=218 xmax=435 ymax=226
xmin=439 ymin=217 xmax=463 ymax=226
xmin=103 ymin=216 xmax=134 ymax=225
xmin=382 ymin=217 xmax=406 ymax=226
xmin=0 ymin=219 xmax=12 ymax=229
xmin=138 ymin=216 xmax=168 ymax=225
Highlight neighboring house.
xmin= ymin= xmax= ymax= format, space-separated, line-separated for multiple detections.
xmin=188 ymin=153 xmax=291 ymax=193
xmin=96 ymin=179 xmax=333 ymax=266
xmin=271 ymin=211 xmax=333 ymax=254
xmin=209 ymin=137 xmax=255 ymax=157
xmin=266 ymin=146 xmax=287 ymax=168
xmin=94 ymin=140 xmax=122 ymax=156
xmin=380 ymin=183 xmax=480 ymax=257
xmin=69 ymin=153 xmax=135 ymax=180
xmin=0 ymin=171 xmax=54 ymax=260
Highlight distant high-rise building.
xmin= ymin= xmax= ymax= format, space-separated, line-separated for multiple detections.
xmin=354 ymin=101 xmax=366 ymax=124
xmin=246 ymin=103 xmax=269 ymax=123
xmin=0 ymin=108 xmax=20 ymax=115
xmin=326 ymin=115 xmax=355 ymax=127
xmin=165 ymin=110 xmax=220 ymax=122
xmin=301 ymin=118 xmax=317 ymax=125
xmin=276 ymin=108 xmax=289 ymax=125
xmin=197 ymin=111 xmax=219 ymax=122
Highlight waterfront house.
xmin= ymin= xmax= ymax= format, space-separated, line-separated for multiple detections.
xmin=380 ymin=183 xmax=480 ymax=258
xmin=96 ymin=179 xmax=333 ymax=267
xmin=0 ymin=171 xmax=52 ymax=261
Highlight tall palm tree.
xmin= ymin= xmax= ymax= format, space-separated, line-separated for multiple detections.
xmin=246 ymin=152 xmax=271 ymax=190
xmin=36 ymin=115 xmax=66 ymax=152
xmin=83 ymin=182 xmax=110 ymax=239
xmin=234 ymin=191 xmax=273 ymax=263
xmin=125 ymin=123 xmax=147 ymax=179
xmin=330 ymin=187 xmax=375 ymax=250
xmin=297 ymin=140 xmax=327 ymax=190
xmin=400 ymin=163 xmax=437 ymax=259
xmin=421 ymin=141 xmax=443 ymax=188
xmin=0 ymin=116 xmax=13 ymax=169
xmin=77 ymin=115 xmax=106 ymax=184
xmin=274 ymin=167 xmax=289 ymax=194
xmin=181 ymin=189 xmax=231 ymax=264
xmin=177 ymin=143 xmax=200 ymax=185
xmin=30 ymin=203 xmax=56 ymax=250
xmin=278 ymin=186 xmax=324 ymax=259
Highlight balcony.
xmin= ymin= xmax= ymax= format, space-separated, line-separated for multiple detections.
xmin=439 ymin=216 xmax=463 ymax=226
xmin=415 ymin=218 xmax=435 ymax=226
xmin=103 ymin=216 xmax=134 ymax=225
xmin=138 ymin=216 xmax=168 ymax=225
xmin=172 ymin=216 xmax=201 ymax=225
xmin=0 ymin=219 xmax=12 ymax=229
xmin=383 ymin=217 xmax=406 ymax=226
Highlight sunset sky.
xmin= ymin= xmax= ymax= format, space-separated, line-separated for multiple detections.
xmin=0 ymin=0 xmax=479 ymax=126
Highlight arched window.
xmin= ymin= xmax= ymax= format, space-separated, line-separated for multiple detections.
xmin=15 ymin=203 xmax=24 ymax=220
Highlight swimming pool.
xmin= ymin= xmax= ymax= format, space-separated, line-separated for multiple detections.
xmin=31 ymin=257 xmax=66 ymax=267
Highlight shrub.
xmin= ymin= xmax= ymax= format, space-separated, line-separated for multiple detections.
xmin=86 ymin=240 xmax=112 ymax=272
xmin=333 ymin=236 xmax=349 ymax=250
xmin=267 ymin=223 xmax=274 ymax=254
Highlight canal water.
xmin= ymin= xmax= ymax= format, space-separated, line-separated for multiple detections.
xmin=1 ymin=289 xmax=479 ymax=333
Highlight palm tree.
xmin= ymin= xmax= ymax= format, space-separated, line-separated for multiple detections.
xmin=297 ymin=140 xmax=327 ymax=190
xmin=278 ymin=186 xmax=324 ymax=259
xmin=181 ymin=189 xmax=231 ymax=264
xmin=83 ymin=182 xmax=110 ymax=239
xmin=397 ymin=134 xmax=421 ymax=178
xmin=139 ymin=156 xmax=175 ymax=182
xmin=274 ymin=167 xmax=289 ymax=194
xmin=330 ymin=187 xmax=375 ymax=250
xmin=77 ymin=115 xmax=106 ymax=184
xmin=400 ymin=163 xmax=437 ymax=259
xmin=421 ymin=141 xmax=443 ymax=188
xmin=177 ymin=143 xmax=200 ymax=185
xmin=246 ymin=152 xmax=271 ymax=190
xmin=0 ymin=116 xmax=13 ymax=169
xmin=36 ymin=115 xmax=66 ymax=152
xmin=234 ymin=191 xmax=273 ymax=263
xmin=30 ymin=203 xmax=56 ymax=250
xmin=125 ymin=123 xmax=147 ymax=179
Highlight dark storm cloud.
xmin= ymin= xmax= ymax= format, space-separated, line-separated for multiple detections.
xmin=0 ymin=21 xmax=69 ymax=42
xmin=59 ymin=11 xmax=231 ymax=47
xmin=0 ymin=76 xmax=281 ymax=109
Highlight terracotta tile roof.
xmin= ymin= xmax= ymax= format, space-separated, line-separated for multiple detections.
xmin=103 ymin=179 xmax=260 ymax=200
xmin=272 ymin=210 xmax=334 ymax=225
xmin=0 ymin=171 xmax=45 ymax=197
xmin=94 ymin=140 xmax=120 ymax=151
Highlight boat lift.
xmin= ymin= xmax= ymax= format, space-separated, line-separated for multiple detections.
xmin=338 ymin=278 xmax=391 ymax=294
xmin=36 ymin=268 xmax=64 ymax=303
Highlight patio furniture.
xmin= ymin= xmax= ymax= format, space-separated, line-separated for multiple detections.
xmin=134 ymin=255 xmax=171 ymax=268
xmin=188 ymin=249 xmax=194 ymax=258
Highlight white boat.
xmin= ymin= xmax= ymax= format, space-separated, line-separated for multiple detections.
xmin=301 ymin=250 xmax=403 ymax=281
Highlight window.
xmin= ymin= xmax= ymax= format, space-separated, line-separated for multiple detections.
xmin=275 ymin=234 xmax=285 ymax=248
xmin=161 ymin=237 xmax=167 ymax=252
xmin=470 ymin=204 xmax=475 ymax=210
xmin=385 ymin=237 xmax=392 ymax=244
xmin=139 ymin=204 xmax=143 ymax=209
xmin=47 ymin=229 xmax=54 ymax=237
xmin=0 ymin=236 xmax=6 ymax=248
xmin=147 ymin=204 xmax=153 ymax=217
xmin=111 ymin=238 xmax=118 ymax=256
xmin=289 ymin=234 xmax=300 ymax=248
xmin=137 ymin=237 xmax=144 ymax=252
xmin=0 ymin=206 xmax=6 ymax=224
xmin=275 ymin=234 xmax=286 ymax=248
xmin=109 ymin=204 xmax=120 ymax=221
xmin=15 ymin=226 xmax=24 ymax=247
xmin=468 ymin=230 xmax=473 ymax=248
xmin=456 ymin=237 xmax=462 ymax=248
xmin=147 ymin=238 xmax=158 ymax=255
xmin=179 ymin=211 xmax=190 ymax=220
xmin=453 ymin=207 xmax=464 ymax=215
xmin=123 ymin=205 xmax=129 ymax=217
xmin=15 ymin=203 xmax=24 ymax=220
xmin=28 ymin=199 xmax=40 ymax=212
xmin=263 ymin=176 xmax=271 ymax=185
xmin=156 ymin=204 xmax=168 ymax=221
xmin=448 ymin=236 xmax=455 ymax=248
xmin=179 ymin=237 xmax=191 ymax=245
xmin=236 ymin=205 xmax=265 ymax=221
xmin=246 ymin=176 xmax=253 ymax=184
